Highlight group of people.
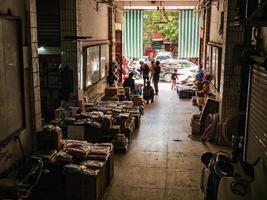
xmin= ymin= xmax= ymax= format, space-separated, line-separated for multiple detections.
xmin=123 ymin=60 xmax=161 ymax=104
xmin=113 ymin=58 xmax=206 ymax=104
xmin=139 ymin=60 xmax=161 ymax=95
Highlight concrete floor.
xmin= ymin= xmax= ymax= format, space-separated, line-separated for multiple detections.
xmin=103 ymin=83 xmax=230 ymax=200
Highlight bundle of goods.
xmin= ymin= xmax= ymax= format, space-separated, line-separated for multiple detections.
xmin=34 ymin=139 xmax=114 ymax=200
xmin=49 ymin=100 xmax=141 ymax=151
xmin=176 ymin=84 xmax=195 ymax=99
xmin=84 ymin=93 xmax=103 ymax=107
xmin=129 ymin=107 xmax=141 ymax=128
xmin=124 ymin=87 xmax=133 ymax=100
xmin=55 ymin=106 xmax=80 ymax=119
xmin=117 ymin=101 xmax=134 ymax=108
xmin=117 ymin=87 xmax=126 ymax=101
xmin=112 ymin=134 xmax=129 ymax=152
xmin=121 ymin=116 xmax=135 ymax=140
xmin=107 ymin=125 xmax=129 ymax=151
xmin=102 ymin=87 xmax=119 ymax=101
xmin=109 ymin=125 xmax=128 ymax=151
xmin=117 ymin=113 xmax=131 ymax=128
xmin=51 ymin=151 xmax=73 ymax=164
xmin=37 ymin=125 xmax=63 ymax=151
xmin=132 ymin=95 xmax=144 ymax=106
xmin=105 ymin=87 xmax=118 ymax=97
xmin=132 ymin=96 xmax=144 ymax=114
xmin=49 ymin=111 xmax=108 ymax=142
xmin=49 ymin=118 xmax=75 ymax=138
xmin=62 ymin=140 xmax=90 ymax=161
xmin=51 ymin=140 xmax=113 ymax=162
xmin=96 ymin=101 xmax=140 ymax=132
xmin=87 ymin=143 xmax=113 ymax=161
xmin=102 ymin=95 xmax=119 ymax=101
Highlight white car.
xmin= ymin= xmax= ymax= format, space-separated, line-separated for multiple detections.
xmin=155 ymin=51 xmax=173 ymax=63
xmin=160 ymin=59 xmax=198 ymax=82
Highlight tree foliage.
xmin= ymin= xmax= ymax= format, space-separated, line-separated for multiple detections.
xmin=144 ymin=10 xmax=179 ymax=48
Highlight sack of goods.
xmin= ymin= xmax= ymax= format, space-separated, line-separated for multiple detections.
xmin=37 ymin=125 xmax=63 ymax=151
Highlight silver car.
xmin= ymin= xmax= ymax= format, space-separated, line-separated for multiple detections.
xmin=160 ymin=59 xmax=198 ymax=82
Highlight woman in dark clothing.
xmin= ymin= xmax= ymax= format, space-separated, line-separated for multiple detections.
xmin=153 ymin=61 xmax=161 ymax=95
xmin=123 ymin=72 xmax=136 ymax=94
xmin=107 ymin=62 xmax=119 ymax=86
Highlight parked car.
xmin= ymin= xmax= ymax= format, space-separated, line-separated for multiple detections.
xmin=155 ymin=51 xmax=173 ymax=63
xmin=160 ymin=59 xmax=198 ymax=82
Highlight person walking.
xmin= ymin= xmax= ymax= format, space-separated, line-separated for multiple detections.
xmin=153 ymin=61 xmax=161 ymax=95
xmin=140 ymin=61 xmax=150 ymax=86
xmin=149 ymin=60 xmax=155 ymax=81
xmin=171 ymin=69 xmax=178 ymax=90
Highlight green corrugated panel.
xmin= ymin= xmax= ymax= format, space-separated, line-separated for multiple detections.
xmin=178 ymin=10 xmax=200 ymax=59
xmin=123 ymin=10 xmax=144 ymax=59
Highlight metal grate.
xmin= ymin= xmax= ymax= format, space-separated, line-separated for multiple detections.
xmin=37 ymin=0 xmax=60 ymax=47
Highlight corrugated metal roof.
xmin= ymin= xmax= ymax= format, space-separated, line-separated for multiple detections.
xmin=178 ymin=10 xmax=200 ymax=59
xmin=123 ymin=10 xmax=144 ymax=59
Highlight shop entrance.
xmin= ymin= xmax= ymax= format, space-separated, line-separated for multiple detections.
xmin=122 ymin=8 xmax=200 ymax=86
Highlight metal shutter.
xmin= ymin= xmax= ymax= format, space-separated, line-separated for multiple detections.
xmin=245 ymin=65 xmax=267 ymax=200
xmin=178 ymin=10 xmax=200 ymax=59
xmin=123 ymin=10 xmax=144 ymax=59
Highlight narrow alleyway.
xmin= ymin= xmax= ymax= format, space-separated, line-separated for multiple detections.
xmin=103 ymin=83 xmax=229 ymax=200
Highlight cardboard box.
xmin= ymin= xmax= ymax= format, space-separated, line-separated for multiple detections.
xmin=65 ymin=163 xmax=109 ymax=200
xmin=67 ymin=124 xmax=85 ymax=140
xmin=109 ymin=125 xmax=121 ymax=137
xmin=105 ymin=87 xmax=118 ymax=97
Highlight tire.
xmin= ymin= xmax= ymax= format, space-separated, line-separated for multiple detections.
xmin=163 ymin=73 xmax=172 ymax=82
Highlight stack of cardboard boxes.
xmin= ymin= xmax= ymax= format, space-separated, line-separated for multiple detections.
xmin=34 ymin=135 xmax=114 ymax=200
xmin=50 ymin=99 xmax=142 ymax=152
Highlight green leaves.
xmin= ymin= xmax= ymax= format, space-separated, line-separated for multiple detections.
xmin=144 ymin=10 xmax=179 ymax=48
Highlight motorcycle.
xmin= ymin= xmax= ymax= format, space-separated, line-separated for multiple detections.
xmin=0 ymin=156 xmax=46 ymax=200
xmin=200 ymin=151 xmax=259 ymax=200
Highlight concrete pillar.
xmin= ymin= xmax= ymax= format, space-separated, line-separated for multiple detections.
xmin=219 ymin=0 xmax=244 ymax=121
xmin=203 ymin=6 xmax=211 ymax=69
xmin=108 ymin=7 xmax=116 ymax=63
xmin=25 ymin=0 xmax=42 ymax=133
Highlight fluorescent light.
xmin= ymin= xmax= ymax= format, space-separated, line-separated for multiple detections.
xmin=38 ymin=47 xmax=45 ymax=51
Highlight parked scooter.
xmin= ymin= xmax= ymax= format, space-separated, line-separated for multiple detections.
xmin=200 ymin=151 xmax=259 ymax=200
xmin=17 ymin=156 xmax=45 ymax=200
